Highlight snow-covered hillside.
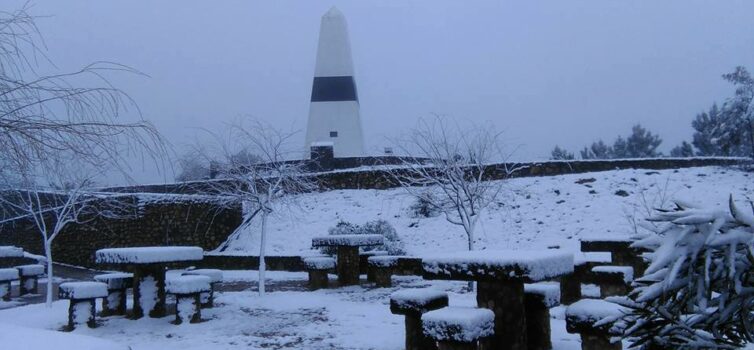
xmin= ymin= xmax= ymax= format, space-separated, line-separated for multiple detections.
xmin=216 ymin=166 xmax=752 ymax=257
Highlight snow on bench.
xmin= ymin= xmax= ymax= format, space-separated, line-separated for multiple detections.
xmin=367 ymin=255 xmax=402 ymax=268
xmin=166 ymin=275 xmax=211 ymax=295
xmin=0 ymin=268 xmax=19 ymax=281
xmin=422 ymin=307 xmax=495 ymax=343
xmin=94 ymin=273 xmax=133 ymax=290
xmin=565 ymin=299 xmax=628 ymax=334
xmin=524 ymin=282 xmax=561 ymax=308
xmin=16 ymin=264 xmax=44 ymax=276
xmin=422 ymin=250 xmax=574 ymax=282
xmin=592 ymin=266 xmax=634 ymax=283
xmin=95 ymin=246 xmax=204 ymax=265
xmin=58 ymin=282 xmax=108 ymax=300
xmin=303 ymin=257 xmax=336 ymax=270
xmin=311 ymin=234 xmax=385 ymax=247
xmin=184 ymin=269 xmax=223 ymax=283
xmin=390 ymin=288 xmax=449 ymax=316
xmin=0 ymin=246 xmax=23 ymax=258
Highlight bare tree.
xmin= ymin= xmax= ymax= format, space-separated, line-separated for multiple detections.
xmin=196 ymin=120 xmax=317 ymax=295
xmin=389 ymin=117 xmax=510 ymax=251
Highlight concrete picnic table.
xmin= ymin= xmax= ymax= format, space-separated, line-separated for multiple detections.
xmin=311 ymin=234 xmax=384 ymax=285
xmin=0 ymin=246 xmax=24 ymax=267
xmin=422 ymin=249 xmax=574 ymax=350
xmin=95 ymin=246 xmax=203 ymax=319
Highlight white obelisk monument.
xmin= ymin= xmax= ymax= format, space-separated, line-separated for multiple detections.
xmin=305 ymin=7 xmax=365 ymax=158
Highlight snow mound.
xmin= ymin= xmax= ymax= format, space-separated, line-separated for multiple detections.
xmin=311 ymin=234 xmax=384 ymax=247
xmin=0 ymin=246 xmax=23 ymax=258
xmin=592 ymin=266 xmax=634 ymax=282
xmin=367 ymin=255 xmax=402 ymax=267
xmin=166 ymin=275 xmax=211 ymax=294
xmin=93 ymin=273 xmax=133 ymax=289
xmin=95 ymin=246 xmax=203 ymax=264
xmin=183 ymin=269 xmax=223 ymax=283
xmin=422 ymin=307 xmax=495 ymax=343
xmin=58 ymin=282 xmax=108 ymax=299
xmin=566 ymin=299 xmax=628 ymax=329
xmin=0 ymin=268 xmax=19 ymax=281
xmin=422 ymin=250 xmax=574 ymax=282
xmin=0 ymin=323 xmax=129 ymax=350
xmin=16 ymin=264 xmax=44 ymax=276
xmin=525 ymin=282 xmax=561 ymax=307
xmin=303 ymin=257 xmax=336 ymax=270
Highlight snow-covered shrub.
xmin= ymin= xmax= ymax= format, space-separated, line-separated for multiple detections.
xmin=320 ymin=220 xmax=406 ymax=255
xmin=409 ymin=194 xmax=441 ymax=218
xmin=620 ymin=195 xmax=754 ymax=349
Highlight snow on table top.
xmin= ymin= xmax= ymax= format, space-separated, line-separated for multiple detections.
xmin=166 ymin=275 xmax=211 ymax=294
xmin=0 ymin=268 xmax=19 ymax=281
xmin=422 ymin=307 xmax=495 ymax=343
xmin=566 ymin=299 xmax=628 ymax=326
xmin=16 ymin=264 xmax=44 ymax=276
xmin=94 ymin=273 xmax=133 ymax=289
xmin=95 ymin=246 xmax=204 ymax=264
xmin=311 ymin=234 xmax=385 ymax=247
xmin=367 ymin=255 xmax=402 ymax=267
xmin=0 ymin=246 xmax=23 ymax=258
xmin=0 ymin=323 xmax=129 ymax=350
xmin=303 ymin=257 xmax=336 ymax=270
xmin=581 ymin=236 xmax=634 ymax=243
xmin=183 ymin=269 xmax=223 ymax=283
xmin=422 ymin=250 xmax=574 ymax=282
xmin=592 ymin=266 xmax=634 ymax=282
xmin=58 ymin=282 xmax=108 ymax=299
xmin=525 ymin=282 xmax=560 ymax=307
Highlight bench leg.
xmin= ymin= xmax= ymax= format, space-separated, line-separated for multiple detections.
xmin=405 ymin=315 xmax=438 ymax=350
xmin=175 ymin=293 xmax=202 ymax=325
xmin=580 ymin=334 xmax=621 ymax=350
xmin=200 ymin=284 xmax=216 ymax=308
xmin=308 ymin=270 xmax=329 ymax=290
xmin=102 ymin=289 xmax=127 ymax=316
xmin=0 ymin=281 xmax=10 ymax=301
xmin=560 ymin=273 xmax=581 ymax=305
xmin=437 ymin=340 xmax=477 ymax=350
xmin=68 ymin=299 xmax=96 ymax=330
xmin=19 ymin=276 xmax=38 ymax=295
xmin=374 ymin=268 xmax=392 ymax=288
xmin=337 ymin=246 xmax=360 ymax=285
xmin=525 ymin=301 xmax=552 ymax=350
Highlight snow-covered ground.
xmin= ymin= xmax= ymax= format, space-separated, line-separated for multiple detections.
xmin=218 ymin=166 xmax=752 ymax=256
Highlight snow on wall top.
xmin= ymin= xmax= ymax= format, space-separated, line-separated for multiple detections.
xmin=0 ymin=268 xmax=19 ymax=281
xmin=303 ymin=257 xmax=336 ymax=270
xmin=311 ymin=234 xmax=384 ymax=247
xmin=524 ymin=282 xmax=561 ymax=307
xmin=422 ymin=250 xmax=574 ymax=283
xmin=0 ymin=246 xmax=23 ymax=258
xmin=166 ymin=275 xmax=211 ymax=294
xmin=183 ymin=269 xmax=223 ymax=283
xmin=16 ymin=264 xmax=44 ymax=276
xmin=94 ymin=273 xmax=133 ymax=289
xmin=422 ymin=307 xmax=495 ymax=343
xmin=592 ymin=266 xmax=634 ymax=283
xmin=58 ymin=282 xmax=108 ymax=299
xmin=367 ymin=255 xmax=402 ymax=267
xmin=581 ymin=236 xmax=634 ymax=243
xmin=95 ymin=247 xmax=203 ymax=265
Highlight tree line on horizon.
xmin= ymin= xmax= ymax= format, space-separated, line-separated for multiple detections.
xmin=551 ymin=66 xmax=754 ymax=161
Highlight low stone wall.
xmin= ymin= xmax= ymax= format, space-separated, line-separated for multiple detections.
xmin=197 ymin=254 xmax=424 ymax=275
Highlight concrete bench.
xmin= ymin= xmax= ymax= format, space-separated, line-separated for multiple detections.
xmin=360 ymin=250 xmax=387 ymax=280
xmin=0 ymin=268 xmax=19 ymax=301
xmin=94 ymin=273 xmax=133 ymax=316
xmin=390 ymin=289 xmax=449 ymax=350
xmin=166 ymin=275 xmax=211 ymax=324
xmin=590 ymin=266 xmax=633 ymax=298
xmin=58 ymin=282 xmax=108 ymax=330
xmin=566 ymin=299 xmax=627 ymax=350
xmin=524 ymin=282 xmax=561 ymax=350
xmin=183 ymin=269 xmax=223 ymax=308
xmin=303 ymin=257 xmax=335 ymax=290
xmin=16 ymin=264 xmax=44 ymax=295
xmin=368 ymin=255 xmax=401 ymax=287
xmin=422 ymin=306 xmax=495 ymax=350
xmin=560 ymin=255 xmax=612 ymax=305
xmin=580 ymin=237 xmax=648 ymax=276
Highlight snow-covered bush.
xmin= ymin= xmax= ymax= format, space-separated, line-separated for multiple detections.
xmin=408 ymin=194 xmax=441 ymax=218
xmin=620 ymin=195 xmax=754 ymax=349
xmin=320 ymin=220 xmax=406 ymax=255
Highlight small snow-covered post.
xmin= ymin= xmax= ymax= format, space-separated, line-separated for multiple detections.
xmin=422 ymin=307 xmax=495 ymax=350
xmin=391 ymin=289 xmax=449 ymax=350
xmin=58 ymin=282 xmax=108 ymax=330
xmin=166 ymin=275 xmax=211 ymax=324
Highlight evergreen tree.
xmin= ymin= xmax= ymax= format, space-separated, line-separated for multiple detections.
xmin=623 ymin=124 xmax=662 ymax=158
xmin=580 ymin=140 xmax=612 ymax=159
xmin=692 ymin=104 xmax=725 ymax=156
xmin=550 ymin=145 xmax=575 ymax=160
xmin=720 ymin=66 xmax=754 ymax=158
xmin=669 ymin=141 xmax=694 ymax=157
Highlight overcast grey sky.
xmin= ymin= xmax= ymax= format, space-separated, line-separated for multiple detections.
xmin=9 ymin=0 xmax=754 ymax=184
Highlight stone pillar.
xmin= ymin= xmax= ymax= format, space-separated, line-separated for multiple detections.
xmin=405 ymin=314 xmax=438 ymax=350
xmin=102 ymin=289 xmax=127 ymax=316
xmin=175 ymin=294 xmax=202 ymax=324
xmin=200 ymin=283 xmax=217 ymax=308
xmin=308 ymin=270 xmax=329 ymax=290
xmin=374 ymin=268 xmax=392 ymax=288
xmin=337 ymin=246 xmax=360 ymax=285
xmin=559 ymin=273 xmax=581 ymax=305
xmin=68 ymin=299 xmax=97 ymax=330
xmin=437 ymin=341 xmax=477 ymax=350
xmin=581 ymin=334 xmax=621 ymax=350
xmin=19 ymin=275 xmax=37 ymax=295
xmin=132 ymin=266 xmax=167 ymax=319
xmin=524 ymin=294 xmax=552 ymax=350
xmin=477 ymin=280 xmax=526 ymax=350
xmin=0 ymin=281 xmax=10 ymax=301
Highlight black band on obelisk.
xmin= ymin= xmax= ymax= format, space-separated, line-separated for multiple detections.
xmin=311 ymin=76 xmax=358 ymax=102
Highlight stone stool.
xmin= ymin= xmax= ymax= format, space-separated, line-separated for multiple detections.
xmin=422 ymin=306 xmax=495 ymax=350
xmin=566 ymin=299 xmax=627 ymax=350
xmin=304 ymin=257 xmax=335 ymax=290
xmin=0 ymin=268 xmax=19 ymax=301
xmin=390 ymin=289 xmax=449 ymax=350
xmin=524 ymin=282 xmax=561 ymax=350
xmin=368 ymin=256 xmax=401 ymax=288
xmin=58 ymin=282 xmax=108 ymax=330
xmin=590 ymin=266 xmax=633 ymax=298
xmin=183 ymin=269 xmax=223 ymax=307
xmin=94 ymin=273 xmax=133 ymax=316
xmin=166 ymin=275 xmax=211 ymax=325
xmin=361 ymin=250 xmax=388 ymax=282
xmin=16 ymin=264 xmax=44 ymax=295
